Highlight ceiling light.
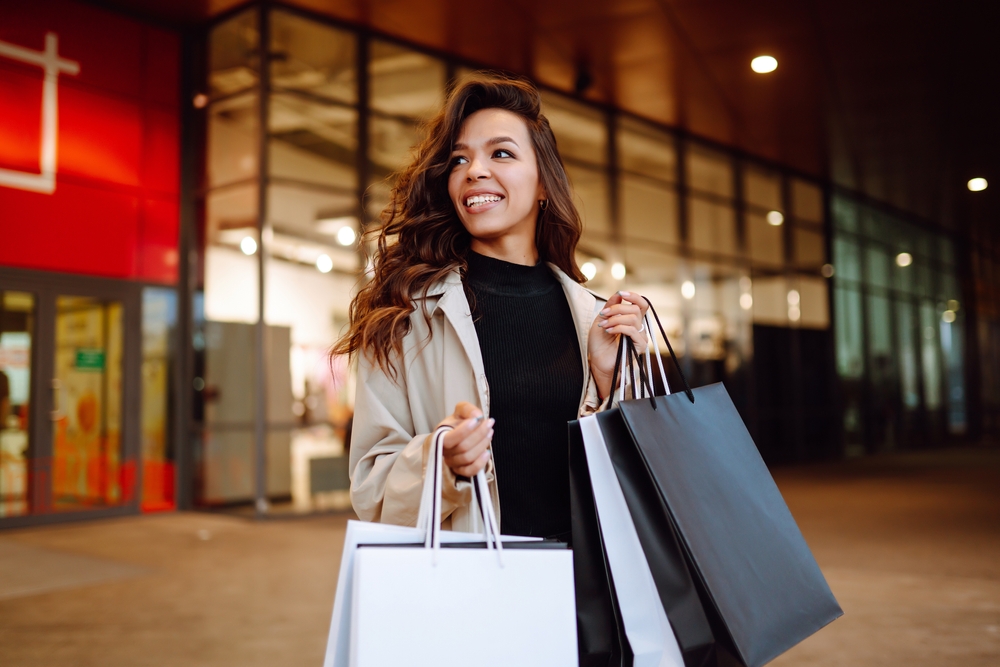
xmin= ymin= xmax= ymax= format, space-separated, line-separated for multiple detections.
xmin=240 ymin=236 xmax=257 ymax=255
xmin=947 ymin=299 xmax=960 ymax=311
xmin=942 ymin=310 xmax=956 ymax=323
xmin=788 ymin=306 xmax=801 ymax=322
xmin=766 ymin=210 xmax=784 ymax=226
xmin=336 ymin=226 xmax=357 ymax=247
xmin=316 ymin=254 xmax=333 ymax=273
xmin=751 ymin=55 xmax=778 ymax=74
xmin=968 ymin=177 xmax=987 ymax=192
xmin=610 ymin=262 xmax=626 ymax=280
xmin=581 ymin=261 xmax=597 ymax=281
xmin=740 ymin=293 xmax=753 ymax=310
xmin=821 ymin=263 xmax=835 ymax=278
xmin=192 ymin=93 xmax=208 ymax=109
xmin=316 ymin=215 xmax=358 ymax=235
xmin=896 ymin=252 xmax=913 ymax=267
xmin=681 ymin=280 xmax=696 ymax=299
xmin=787 ymin=289 xmax=800 ymax=306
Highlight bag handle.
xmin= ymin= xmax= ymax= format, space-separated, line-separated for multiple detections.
xmin=603 ymin=297 xmax=695 ymax=408
xmin=419 ymin=426 xmax=504 ymax=566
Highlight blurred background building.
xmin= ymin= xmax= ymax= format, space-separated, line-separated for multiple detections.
xmin=1 ymin=0 xmax=998 ymax=526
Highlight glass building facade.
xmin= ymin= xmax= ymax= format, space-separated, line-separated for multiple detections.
xmin=190 ymin=4 xmax=973 ymax=512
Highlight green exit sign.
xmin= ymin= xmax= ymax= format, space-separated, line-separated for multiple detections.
xmin=75 ymin=349 xmax=105 ymax=371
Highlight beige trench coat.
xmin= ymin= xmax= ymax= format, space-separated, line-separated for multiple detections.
xmin=349 ymin=263 xmax=608 ymax=533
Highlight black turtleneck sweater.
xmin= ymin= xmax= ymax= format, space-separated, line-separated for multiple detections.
xmin=463 ymin=251 xmax=583 ymax=539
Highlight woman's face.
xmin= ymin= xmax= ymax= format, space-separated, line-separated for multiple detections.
xmin=447 ymin=108 xmax=546 ymax=252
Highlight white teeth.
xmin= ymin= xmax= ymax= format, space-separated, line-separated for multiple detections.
xmin=465 ymin=194 xmax=502 ymax=207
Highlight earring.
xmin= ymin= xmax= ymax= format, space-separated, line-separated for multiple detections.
xmin=539 ymin=199 xmax=549 ymax=211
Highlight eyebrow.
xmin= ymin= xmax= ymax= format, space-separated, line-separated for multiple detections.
xmin=452 ymin=136 xmax=520 ymax=151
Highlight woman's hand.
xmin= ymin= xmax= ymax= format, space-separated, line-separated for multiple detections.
xmin=588 ymin=291 xmax=649 ymax=400
xmin=436 ymin=401 xmax=495 ymax=477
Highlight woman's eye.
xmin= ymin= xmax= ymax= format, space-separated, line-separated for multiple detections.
xmin=451 ymin=155 xmax=468 ymax=167
xmin=493 ymin=149 xmax=514 ymax=159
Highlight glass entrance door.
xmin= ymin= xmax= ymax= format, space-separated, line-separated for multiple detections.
xmin=51 ymin=296 xmax=125 ymax=511
xmin=0 ymin=270 xmax=143 ymax=526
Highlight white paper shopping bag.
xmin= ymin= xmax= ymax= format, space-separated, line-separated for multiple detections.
xmin=324 ymin=428 xmax=577 ymax=667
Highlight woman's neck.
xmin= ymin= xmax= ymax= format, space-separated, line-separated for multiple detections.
xmin=470 ymin=235 xmax=539 ymax=266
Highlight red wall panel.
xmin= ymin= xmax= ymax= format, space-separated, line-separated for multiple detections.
xmin=0 ymin=0 xmax=181 ymax=284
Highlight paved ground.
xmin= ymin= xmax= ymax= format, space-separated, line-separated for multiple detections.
xmin=1 ymin=446 xmax=998 ymax=666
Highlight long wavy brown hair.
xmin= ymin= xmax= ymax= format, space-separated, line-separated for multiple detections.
xmin=333 ymin=72 xmax=585 ymax=376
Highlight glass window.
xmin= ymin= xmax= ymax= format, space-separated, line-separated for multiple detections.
xmin=541 ymin=92 xmax=607 ymax=165
xmin=203 ymin=184 xmax=260 ymax=324
xmin=865 ymin=244 xmax=892 ymax=290
xmin=792 ymin=179 xmax=823 ymax=223
xmin=209 ymin=9 xmax=259 ymax=98
xmin=141 ymin=288 xmax=177 ymax=512
xmin=688 ymin=197 xmax=737 ymax=256
xmin=833 ymin=236 xmax=861 ymax=282
xmin=686 ymin=144 xmax=732 ymax=199
xmin=834 ymin=286 xmax=864 ymax=378
xmin=832 ymin=195 xmax=859 ymax=232
xmin=743 ymin=166 xmax=781 ymax=211
xmin=895 ymin=299 xmax=919 ymax=410
xmin=566 ymin=163 xmax=611 ymax=235
xmin=270 ymin=10 xmax=356 ymax=103
xmin=369 ymin=40 xmax=446 ymax=120
xmin=266 ymin=183 xmax=359 ymax=273
xmin=369 ymin=114 xmax=422 ymax=179
xmin=269 ymin=93 xmax=358 ymax=189
xmin=620 ymin=175 xmax=678 ymax=246
xmin=796 ymin=277 xmax=830 ymax=329
xmin=794 ymin=227 xmax=826 ymax=268
xmin=207 ymin=94 xmax=258 ymax=189
xmin=0 ymin=291 xmax=33 ymax=517
xmin=920 ymin=301 xmax=942 ymax=410
xmin=747 ymin=211 xmax=784 ymax=266
xmin=751 ymin=276 xmax=788 ymax=326
xmin=617 ymin=117 xmax=675 ymax=181
xmin=53 ymin=297 xmax=124 ymax=511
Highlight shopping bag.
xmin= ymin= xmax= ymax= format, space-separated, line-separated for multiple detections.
xmin=573 ymin=410 xmax=687 ymax=667
xmin=325 ymin=427 xmax=578 ymax=667
xmin=605 ymin=302 xmax=843 ymax=667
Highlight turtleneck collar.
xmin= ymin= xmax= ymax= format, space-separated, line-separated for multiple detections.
xmin=463 ymin=251 xmax=557 ymax=297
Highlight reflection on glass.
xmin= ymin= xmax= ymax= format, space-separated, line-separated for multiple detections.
xmin=791 ymin=179 xmax=823 ymax=223
xmin=743 ymin=167 xmax=781 ymax=210
xmin=617 ymin=117 xmax=675 ymax=179
xmin=748 ymin=211 xmax=784 ymax=265
xmin=940 ymin=312 xmax=967 ymax=433
xmin=832 ymin=196 xmax=859 ymax=232
xmin=53 ymin=297 xmax=124 ymax=510
xmin=686 ymin=145 xmax=733 ymax=198
xmin=1 ymin=291 xmax=33 ymax=517
xmin=541 ymin=92 xmax=607 ymax=165
xmin=370 ymin=40 xmax=445 ymax=119
xmin=865 ymin=245 xmax=892 ymax=290
xmin=688 ymin=197 xmax=737 ymax=256
xmin=620 ymin=175 xmax=678 ymax=245
xmin=270 ymin=10 xmax=356 ymax=103
xmin=207 ymin=94 xmax=258 ymax=188
xmin=866 ymin=293 xmax=896 ymax=449
xmin=833 ymin=236 xmax=861 ymax=282
xmin=267 ymin=183 xmax=359 ymax=272
xmin=796 ymin=277 xmax=830 ymax=329
xmin=209 ymin=9 xmax=259 ymax=97
xmin=270 ymin=94 xmax=358 ymax=188
xmin=141 ymin=288 xmax=176 ymax=512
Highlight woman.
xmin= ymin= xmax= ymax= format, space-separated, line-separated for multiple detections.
xmin=335 ymin=73 xmax=647 ymax=537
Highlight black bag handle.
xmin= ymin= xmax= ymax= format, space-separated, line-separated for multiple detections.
xmin=600 ymin=296 xmax=695 ymax=408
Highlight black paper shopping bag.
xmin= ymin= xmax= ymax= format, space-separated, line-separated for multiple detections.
xmin=609 ymin=302 xmax=843 ymax=667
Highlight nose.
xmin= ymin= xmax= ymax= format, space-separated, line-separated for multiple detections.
xmin=466 ymin=155 xmax=490 ymax=181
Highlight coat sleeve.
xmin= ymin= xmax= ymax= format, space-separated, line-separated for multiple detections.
xmin=349 ymin=351 xmax=472 ymax=527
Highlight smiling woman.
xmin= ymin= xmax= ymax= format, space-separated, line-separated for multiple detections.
xmin=333 ymin=73 xmax=648 ymax=538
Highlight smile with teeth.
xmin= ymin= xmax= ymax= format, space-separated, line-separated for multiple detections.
xmin=465 ymin=194 xmax=503 ymax=207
